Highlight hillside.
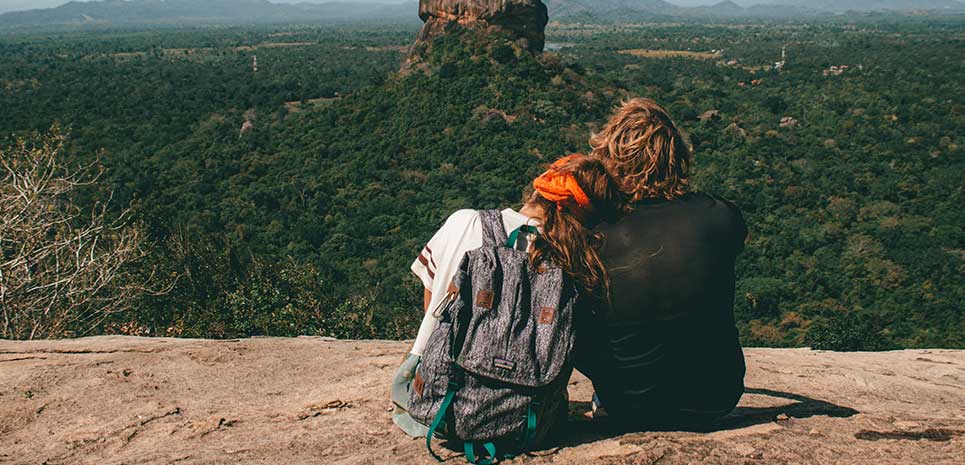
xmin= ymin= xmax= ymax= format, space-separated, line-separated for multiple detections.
xmin=1 ymin=336 xmax=963 ymax=464
xmin=750 ymin=0 xmax=965 ymax=13
xmin=545 ymin=0 xmax=681 ymax=18
xmin=546 ymin=0 xmax=965 ymax=18
xmin=0 ymin=0 xmax=418 ymax=28
xmin=2 ymin=0 xmax=963 ymax=29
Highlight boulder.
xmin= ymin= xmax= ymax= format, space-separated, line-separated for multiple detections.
xmin=239 ymin=120 xmax=254 ymax=136
xmin=780 ymin=116 xmax=800 ymax=128
xmin=724 ymin=122 xmax=747 ymax=138
xmin=698 ymin=109 xmax=721 ymax=123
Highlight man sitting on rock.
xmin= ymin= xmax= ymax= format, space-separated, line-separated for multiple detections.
xmin=576 ymin=98 xmax=748 ymax=430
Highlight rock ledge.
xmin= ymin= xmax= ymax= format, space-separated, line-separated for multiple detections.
xmin=1 ymin=336 xmax=963 ymax=464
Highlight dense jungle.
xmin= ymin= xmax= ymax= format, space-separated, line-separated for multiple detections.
xmin=1 ymin=16 xmax=962 ymax=349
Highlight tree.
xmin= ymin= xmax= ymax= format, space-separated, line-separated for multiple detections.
xmin=0 ymin=127 xmax=158 ymax=339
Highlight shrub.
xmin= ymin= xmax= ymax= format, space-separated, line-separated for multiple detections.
xmin=805 ymin=312 xmax=892 ymax=352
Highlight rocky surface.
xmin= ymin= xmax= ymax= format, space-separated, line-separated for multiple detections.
xmin=1 ymin=336 xmax=963 ymax=464
xmin=406 ymin=0 xmax=549 ymax=67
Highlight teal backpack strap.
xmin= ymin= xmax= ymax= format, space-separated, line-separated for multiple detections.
xmin=464 ymin=441 xmax=498 ymax=465
xmin=520 ymin=400 xmax=539 ymax=451
xmin=506 ymin=225 xmax=539 ymax=249
xmin=426 ymin=381 xmax=460 ymax=462
xmin=502 ymin=399 xmax=540 ymax=460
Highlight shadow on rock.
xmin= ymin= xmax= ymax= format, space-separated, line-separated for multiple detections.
xmin=557 ymin=387 xmax=859 ymax=447
xmin=713 ymin=387 xmax=859 ymax=431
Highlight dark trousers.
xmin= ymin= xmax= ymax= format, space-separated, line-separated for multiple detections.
xmin=596 ymin=384 xmax=743 ymax=432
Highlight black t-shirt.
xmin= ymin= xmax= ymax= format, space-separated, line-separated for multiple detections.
xmin=575 ymin=192 xmax=747 ymax=419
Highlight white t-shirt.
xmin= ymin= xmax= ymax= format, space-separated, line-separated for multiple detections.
xmin=409 ymin=208 xmax=537 ymax=356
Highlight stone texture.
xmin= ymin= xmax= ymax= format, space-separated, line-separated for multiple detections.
xmin=1 ymin=336 xmax=963 ymax=464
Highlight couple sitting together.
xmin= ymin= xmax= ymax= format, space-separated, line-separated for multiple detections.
xmin=392 ymin=98 xmax=748 ymax=463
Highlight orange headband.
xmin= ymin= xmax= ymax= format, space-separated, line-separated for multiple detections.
xmin=533 ymin=154 xmax=594 ymax=220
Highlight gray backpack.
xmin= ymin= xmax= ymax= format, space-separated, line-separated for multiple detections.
xmin=408 ymin=210 xmax=577 ymax=464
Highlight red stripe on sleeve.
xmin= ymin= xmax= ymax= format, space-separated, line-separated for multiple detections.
xmin=417 ymin=254 xmax=436 ymax=279
xmin=425 ymin=246 xmax=437 ymax=268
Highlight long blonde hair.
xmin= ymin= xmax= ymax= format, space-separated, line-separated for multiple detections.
xmin=590 ymin=98 xmax=693 ymax=203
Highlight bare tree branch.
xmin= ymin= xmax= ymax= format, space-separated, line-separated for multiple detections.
xmin=0 ymin=126 xmax=163 ymax=340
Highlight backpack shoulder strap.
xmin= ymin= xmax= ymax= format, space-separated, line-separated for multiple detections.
xmin=477 ymin=210 xmax=508 ymax=248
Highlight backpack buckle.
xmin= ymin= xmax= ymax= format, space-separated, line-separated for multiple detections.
xmin=430 ymin=289 xmax=458 ymax=318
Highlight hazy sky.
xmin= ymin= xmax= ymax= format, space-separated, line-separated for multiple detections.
xmin=0 ymin=0 xmax=759 ymax=15
xmin=0 ymin=0 xmax=404 ymax=14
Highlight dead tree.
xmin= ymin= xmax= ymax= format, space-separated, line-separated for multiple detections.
xmin=0 ymin=127 xmax=156 ymax=339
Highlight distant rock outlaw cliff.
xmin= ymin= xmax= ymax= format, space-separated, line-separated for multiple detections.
xmin=406 ymin=0 xmax=549 ymax=67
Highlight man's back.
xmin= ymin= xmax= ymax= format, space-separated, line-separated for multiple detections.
xmin=577 ymin=192 xmax=747 ymax=426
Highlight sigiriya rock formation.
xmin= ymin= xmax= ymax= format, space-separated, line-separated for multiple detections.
xmin=405 ymin=0 xmax=549 ymax=68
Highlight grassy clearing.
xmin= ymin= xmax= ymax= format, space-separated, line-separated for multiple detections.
xmin=236 ymin=41 xmax=317 ymax=51
xmin=618 ymin=49 xmax=718 ymax=59
xmin=364 ymin=45 xmax=408 ymax=52
xmin=283 ymin=96 xmax=342 ymax=113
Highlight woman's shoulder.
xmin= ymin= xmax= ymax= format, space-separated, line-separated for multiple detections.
xmin=442 ymin=209 xmax=480 ymax=227
xmin=431 ymin=209 xmax=483 ymax=239
xmin=438 ymin=208 xmax=532 ymax=238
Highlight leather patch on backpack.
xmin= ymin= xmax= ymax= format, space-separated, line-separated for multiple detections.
xmin=447 ymin=281 xmax=459 ymax=295
xmin=413 ymin=372 xmax=425 ymax=396
xmin=476 ymin=290 xmax=494 ymax=309
xmin=538 ymin=307 xmax=556 ymax=325
xmin=493 ymin=358 xmax=516 ymax=371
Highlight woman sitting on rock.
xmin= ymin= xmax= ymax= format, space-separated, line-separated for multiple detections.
xmin=391 ymin=154 xmax=623 ymax=446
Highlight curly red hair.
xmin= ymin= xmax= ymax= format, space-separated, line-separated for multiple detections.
xmin=526 ymin=154 xmax=623 ymax=303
